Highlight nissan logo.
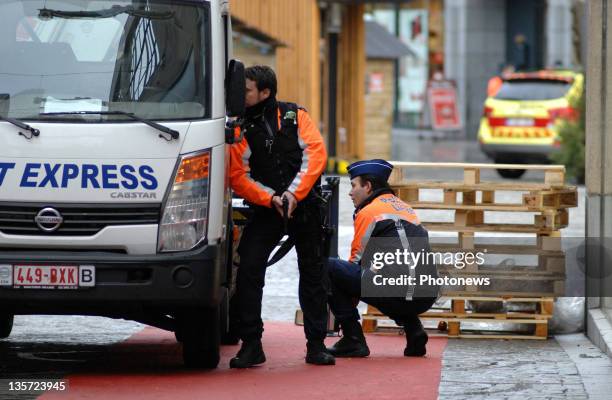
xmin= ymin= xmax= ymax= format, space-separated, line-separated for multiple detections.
xmin=34 ymin=208 xmax=64 ymax=232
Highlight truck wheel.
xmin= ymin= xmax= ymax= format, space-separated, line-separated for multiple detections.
xmin=496 ymin=168 xmax=526 ymax=179
xmin=179 ymin=307 xmax=220 ymax=369
xmin=220 ymin=288 xmax=240 ymax=345
xmin=0 ymin=314 xmax=14 ymax=339
xmin=220 ymin=207 xmax=239 ymax=345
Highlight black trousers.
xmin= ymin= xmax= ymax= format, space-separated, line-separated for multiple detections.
xmin=235 ymin=203 xmax=328 ymax=343
xmin=327 ymin=258 xmax=436 ymax=332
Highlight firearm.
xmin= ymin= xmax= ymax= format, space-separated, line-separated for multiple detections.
xmin=282 ymin=195 xmax=289 ymax=234
xmin=320 ymin=176 xmax=340 ymax=259
xmin=266 ymin=178 xmax=339 ymax=268
xmin=320 ymin=176 xmax=340 ymax=335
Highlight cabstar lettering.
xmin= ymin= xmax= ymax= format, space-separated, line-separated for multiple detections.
xmin=110 ymin=192 xmax=157 ymax=199
xmin=0 ymin=163 xmax=159 ymax=190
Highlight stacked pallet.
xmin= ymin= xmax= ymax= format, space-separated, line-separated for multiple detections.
xmin=363 ymin=297 xmax=554 ymax=339
xmin=361 ymin=162 xmax=578 ymax=339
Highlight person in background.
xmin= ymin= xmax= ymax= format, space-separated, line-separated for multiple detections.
xmin=487 ymin=64 xmax=516 ymax=97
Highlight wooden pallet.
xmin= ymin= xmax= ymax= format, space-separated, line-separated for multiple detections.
xmin=430 ymin=243 xmax=564 ymax=256
xmin=418 ymin=236 xmax=566 ymax=297
xmin=362 ymin=297 xmax=553 ymax=340
xmin=388 ymin=162 xmax=568 ymax=187
xmin=386 ymin=161 xmax=575 ymax=298
xmin=390 ymin=162 xmax=576 ymax=232
xmin=358 ymin=162 xmax=576 ymax=338
xmin=429 ymin=241 xmax=566 ymax=296
xmin=396 ymin=187 xmax=577 ymax=211
xmin=437 ymin=271 xmax=564 ymax=297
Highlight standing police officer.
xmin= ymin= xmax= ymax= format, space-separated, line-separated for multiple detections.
xmin=229 ymin=65 xmax=334 ymax=368
xmin=326 ymin=160 xmax=438 ymax=358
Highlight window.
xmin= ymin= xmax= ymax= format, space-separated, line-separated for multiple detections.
xmin=0 ymin=0 xmax=211 ymax=121
xmin=495 ymin=80 xmax=572 ymax=101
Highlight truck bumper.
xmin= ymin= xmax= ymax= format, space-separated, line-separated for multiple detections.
xmin=0 ymin=244 xmax=225 ymax=315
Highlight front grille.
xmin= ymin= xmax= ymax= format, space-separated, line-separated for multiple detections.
xmin=0 ymin=203 xmax=161 ymax=236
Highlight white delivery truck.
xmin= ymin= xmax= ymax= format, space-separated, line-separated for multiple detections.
xmin=0 ymin=0 xmax=246 ymax=368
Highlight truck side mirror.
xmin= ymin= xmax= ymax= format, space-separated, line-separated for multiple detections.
xmin=226 ymin=59 xmax=246 ymax=118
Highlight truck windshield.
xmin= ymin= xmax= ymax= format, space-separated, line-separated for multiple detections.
xmin=0 ymin=0 xmax=210 ymax=122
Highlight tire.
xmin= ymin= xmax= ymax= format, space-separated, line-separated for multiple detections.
xmin=496 ymin=168 xmax=526 ymax=179
xmin=178 ymin=306 xmax=220 ymax=369
xmin=0 ymin=314 xmax=14 ymax=339
xmin=177 ymin=295 xmax=234 ymax=346
xmin=220 ymin=206 xmax=240 ymax=345
xmin=220 ymin=288 xmax=240 ymax=345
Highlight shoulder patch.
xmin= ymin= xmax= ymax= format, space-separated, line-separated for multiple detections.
xmin=283 ymin=110 xmax=297 ymax=126
xmin=284 ymin=110 xmax=297 ymax=121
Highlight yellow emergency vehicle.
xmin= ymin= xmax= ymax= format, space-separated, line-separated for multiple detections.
xmin=478 ymin=70 xmax=584 ymax=178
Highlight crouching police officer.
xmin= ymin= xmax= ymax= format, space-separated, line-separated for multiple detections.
xmin=326 ymin=160 xmax=438 ymax=358
xmin=229 ymin=65 xmax=334 ymax=368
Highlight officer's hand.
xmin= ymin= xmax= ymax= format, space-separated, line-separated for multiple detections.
xmin=272 ymin=195 xmax=284 ymax=216
xmin=281 ymin=191 xmax=297 ymax=218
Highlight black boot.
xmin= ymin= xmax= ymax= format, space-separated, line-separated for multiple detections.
xmin=327 ymin=319 xmax=370 ymax=358
xmin=229 ymin=339 xmax=266 ymax=368
xmin=306 ymin=341 xmax=336 ymax=365
xmin=403 ymin=319 xmax=428 ymax=357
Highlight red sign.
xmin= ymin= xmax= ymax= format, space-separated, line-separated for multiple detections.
xmin=427 ymin=80 xmax=461 ymax=130
xmin=369 ymin=73 xmax=384 ymax=93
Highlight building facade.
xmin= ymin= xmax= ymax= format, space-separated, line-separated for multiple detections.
xmin=585 ymin=0 xmax=612 ymax=358
xmin=231 ymin=0 xmax=367 ymax=161
xmin=363 ymin=0 xmax=582 ymax=136
xmin=444 ymin=0 xmax=584 ymax=139
xmin=230 ymin=1 xmax=585 ymax=155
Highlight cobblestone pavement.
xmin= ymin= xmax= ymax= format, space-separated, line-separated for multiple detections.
xmin=439 ymin=339 xmax=588 ymax=400
xmin=0 ymin=316 xmax=143 ymax=399
xmin=557 ymin=334 xmax=612 ymax=400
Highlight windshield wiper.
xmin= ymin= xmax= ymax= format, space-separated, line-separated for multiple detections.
xmin=38 ymin=5 xmax=174 ymax=20
xmin=0 ymin=115 xmax=40 ymax=139
xmin=39 ymin=111 xmax=179 ymax=141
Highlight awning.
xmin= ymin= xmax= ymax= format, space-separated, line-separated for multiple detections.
xmin=366 ymin=21 xmax=415 ymax=59
xmin=231 ymin=16 xmax=286 ymax=48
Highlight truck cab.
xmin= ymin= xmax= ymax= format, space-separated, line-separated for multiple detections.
xmin=0 ymin=0 xmax=244 ymax=368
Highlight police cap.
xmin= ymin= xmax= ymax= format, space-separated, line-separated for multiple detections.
xmin=347 ymin=159 xmax=394 ymax=182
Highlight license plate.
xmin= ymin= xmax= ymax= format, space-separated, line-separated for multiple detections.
xmin=506 ymin=118 xmax=534 ymax=127
xmin=2 ymin=265 xmax=95 ymax=289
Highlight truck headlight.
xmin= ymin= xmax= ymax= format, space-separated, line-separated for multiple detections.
xmin=158 ymin=150 xmax=210 ymax=252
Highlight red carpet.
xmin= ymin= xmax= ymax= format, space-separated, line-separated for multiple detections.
xmin=41 ymin=322 xmax=447 ymax=400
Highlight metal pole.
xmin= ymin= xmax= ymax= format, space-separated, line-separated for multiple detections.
xmin=327 ymin=3 xmax=341 ymax=159
xmin=328 ymin=32 xmax=338 ymax=158
xmin=328 ymin=176 xmax=340 ymax=258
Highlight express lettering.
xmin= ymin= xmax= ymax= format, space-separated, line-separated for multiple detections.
xmin=12 ymin=163 xmax=159 ymax=190
xmin=0 ymin=162 xmax=16 ymax=186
